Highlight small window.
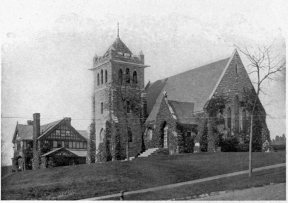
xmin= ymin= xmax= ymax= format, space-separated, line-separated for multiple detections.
xmin=101 ymin=69 xmax=103 ymax=84
xmin=227 ymin=107 xmax=232 ymax=133
xmin=73 ymin=142 xmax=77 ymax=148
xmin=100 ymin=128 xmax=104 ymax=143
xmin=83 ymin=142 xmax=87 ymax=148
xmin=105 ymin=70 xmax=108 ymax=83
xmin=101 ymin=102 xmax=103 ymax=114
xmin=126 ymin=68 xmax=130 ymax=83
xmin=118 ymin=69 xmax=123 ymax=85
xmin=64 ymin=141 xmax=69 ymax=148
xmin=57 ymin=141 xmax=62 ymax=148
xmin=69 ymin=141 xmax=72 ymax=148
xmin=56 ymin=130 xmax=60 ymax=136
xmin=148 ymin=128 xmax=153 ymax=141
xmin=77 ymin=142 xmax=80 ymax=148
xmin=53 ymin=141 xmax=57 ymax=148
xmin=235 ymin=64 xmax=238 ymax=73
xmin=133 ymin=71 xmax=137 ymax=83
xmin=97 ymin=73 xmax=100 ymax=86
xmin=80 ymin=142 xmax=83 ymax=148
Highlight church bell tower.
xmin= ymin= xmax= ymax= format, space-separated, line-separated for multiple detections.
xmin=88 ymin=25 xmax=148 ymax=162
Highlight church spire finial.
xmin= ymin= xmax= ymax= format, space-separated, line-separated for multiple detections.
xmin=117 ymin=22 xmax=119 ymax=38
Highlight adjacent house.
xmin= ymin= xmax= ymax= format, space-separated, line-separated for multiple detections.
xmin=12 ymin=113 xmax=88 ymax=171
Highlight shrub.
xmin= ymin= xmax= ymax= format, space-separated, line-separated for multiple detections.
xmin=220 ymin=137 xmax=239 ymax=152
xmin=237 ymin=143 xmax=249 ymax=152
xmin=271 ymin=145 xmax=286 ymax=151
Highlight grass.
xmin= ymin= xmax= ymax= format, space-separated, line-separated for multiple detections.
xmin=1 ymin=152 xmax=286 ymax=200
xmin=117 ymin=167 xmax=286 ymax=200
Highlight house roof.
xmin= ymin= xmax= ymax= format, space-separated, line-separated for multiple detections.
xmin=40 ymin=120 xmax=62 ymax=134
xmin=145 ymin=57 xmax=230 ymax=124
xmin=13 ymin=124 xmax=33 ymax=142
xmin=77 ymin=130 xmax=89 ymax=140
xmin=104 ymin=37 xmax=132 ymax=56
xmin=168 ymin=100 xmax=196 ymax=125
xmin=41 ymin=148 xmax=87 ymax=157
xmin=12 ymin=119 xmax=88 ymax=142
xmin=69 ymin=150 xmax=87 ymax=157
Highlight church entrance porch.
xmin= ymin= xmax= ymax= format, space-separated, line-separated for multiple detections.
xmin=41 ymin=148 xmax=86 ymax=168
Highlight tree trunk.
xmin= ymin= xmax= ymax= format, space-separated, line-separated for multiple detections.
xmin=249 ymin=114 xmax=253 ymax=177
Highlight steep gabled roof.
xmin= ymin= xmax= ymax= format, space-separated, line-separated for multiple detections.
xmin=77 ymin=130 xmax=89 ymax=140
xmin=12 ymin=124 xmax=33 ymax=143
xmin=12 ymin=119 xmax=87 ymax=142
xmin=146 ymin=57 xmax=231 ymax=124
xmin=41 ymin=148 xmax=78 ymax=157
xmin=168 ymin=100 xmax=196 ymax=125
xmin=104 ymin=37 xmax=132 ymax=56
xmin=40 ymin=120 xmax=63 ymax=134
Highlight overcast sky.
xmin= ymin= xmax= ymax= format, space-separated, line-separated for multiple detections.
xmin=1 ymin=0 xmax=286 ymax=165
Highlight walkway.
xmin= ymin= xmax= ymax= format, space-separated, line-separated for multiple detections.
xmin=195 ymin=182 xmax=286 ymax=200
xmin=81 ymin=163 xmax=286 ymax=200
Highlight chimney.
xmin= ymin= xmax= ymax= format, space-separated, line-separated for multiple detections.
xmin=33 ymin=113 xmax=40 ymax=147
xmin=32 ymin=113 xmax=40 ymax=170
xmin=64 ymin=117 xmax=71 ymax=125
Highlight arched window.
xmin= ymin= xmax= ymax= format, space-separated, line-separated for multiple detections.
xmin=118 ymin=69 xmax=123 ymax=85
xmin=234 ymin=96 xmax=239 ymax=133
xmin=227 ymin=107 xmax=231 ymax=133
xmin=126 ymin=68 xmax=130 ymax=83
xmin=242 ymin=109 xmax=247 ymax=133
xmin=105 ymin=70 xmax=108 ymax=83
xmin=148 ymin=127 xmax=153 ymax=141
xmin=133 ymin=71 xmax=137 ymax=84
xmin=101 ymin=69 xmax=103 ymax=84
xmin=100 ymin=128 xmax=104 ymax=143
xmin=97 ymin=73 xmax=100 ymax=86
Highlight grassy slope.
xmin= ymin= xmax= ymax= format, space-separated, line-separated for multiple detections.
xmin=1 ymin=152 xmax=286 ymax=200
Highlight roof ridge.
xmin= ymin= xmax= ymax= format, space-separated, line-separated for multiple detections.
xmin=40 ymin=119 xmax=63 ymax=127
xmin=150 ymin=57 xmax=230 ymax=85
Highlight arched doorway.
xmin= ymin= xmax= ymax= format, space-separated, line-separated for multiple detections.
xmin=160 ymin=121 xmax=168 ymax=148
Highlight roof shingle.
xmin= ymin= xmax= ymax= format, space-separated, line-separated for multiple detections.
xmin=146 ymin=57 xmax=230 ymax=123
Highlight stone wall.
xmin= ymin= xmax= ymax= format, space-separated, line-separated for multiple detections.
xmin=145 ymin=96 xmax=196 ymax=154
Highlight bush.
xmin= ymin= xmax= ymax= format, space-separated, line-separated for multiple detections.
xmin=237 ymin=143 xmax=249 ymax=152
xmin=220 ymin=137 xmax=239 ymax=152
xmin=272 ymin=145 xmax=286 ymax=151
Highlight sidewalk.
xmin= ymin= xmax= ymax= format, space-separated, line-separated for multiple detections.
xmin=81 ymin=163 xmax=286 ymax=200
xmin=194 ymin=182 xmax=285 ymax=200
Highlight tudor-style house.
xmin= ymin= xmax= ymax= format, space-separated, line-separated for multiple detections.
xmin=87 ymin=34 xmax=270 ymax=161
xmin=12 ymin=113 xmax=88 ymax=171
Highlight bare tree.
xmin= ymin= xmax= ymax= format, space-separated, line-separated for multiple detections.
xmin=236 ymin=44 xmax=286 ymax=177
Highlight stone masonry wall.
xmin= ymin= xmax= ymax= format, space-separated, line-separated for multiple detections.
xmin=210 ymin=51 xmax=269 ymax=145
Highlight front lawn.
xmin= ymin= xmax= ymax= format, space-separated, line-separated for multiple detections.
xmin=1 ymin=152 xmax=286 ymax=200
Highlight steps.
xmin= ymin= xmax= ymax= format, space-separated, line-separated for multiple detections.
xmin=137 ymin=148 xmax=170 ymax=158
xmin=137 ymin=148 xmax=159 ymax=157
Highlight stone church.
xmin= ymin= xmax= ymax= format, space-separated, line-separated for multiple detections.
xmin=88 ymin=33 xmax=270 ymax=162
